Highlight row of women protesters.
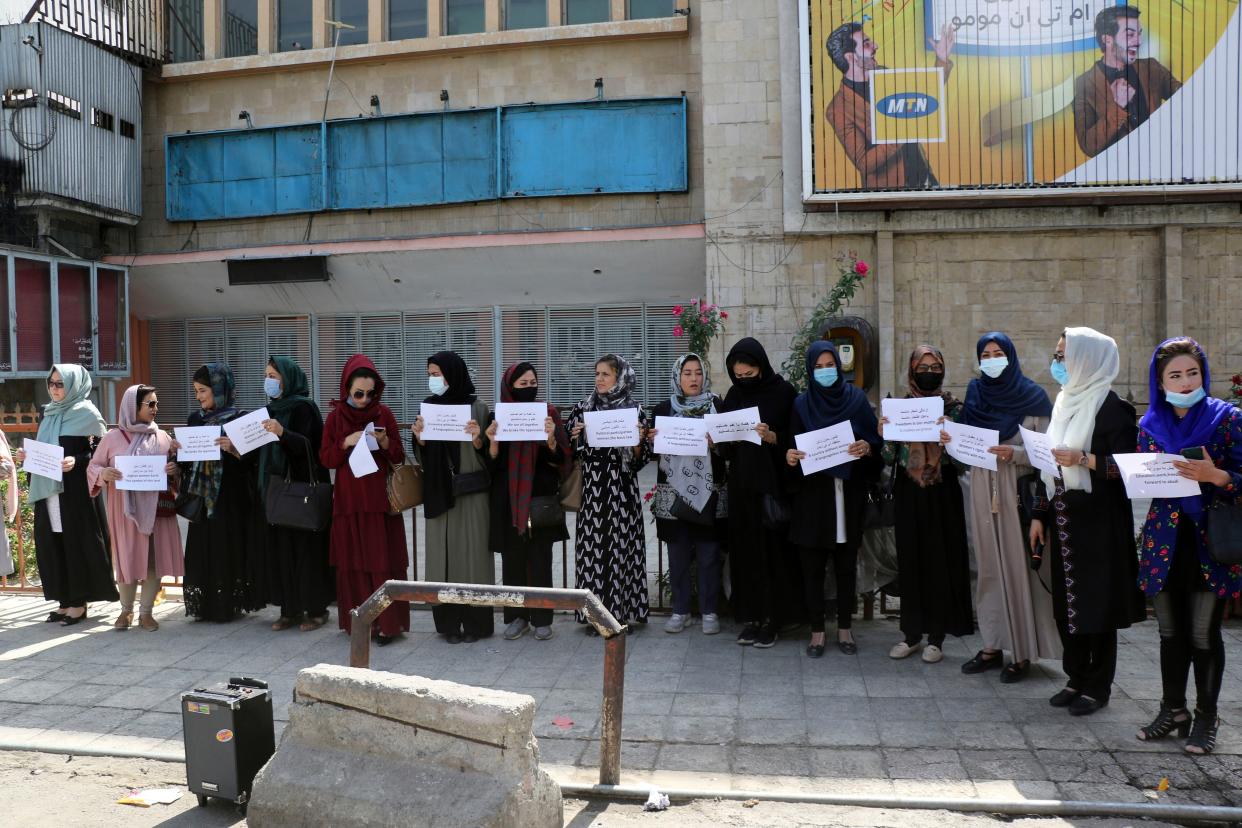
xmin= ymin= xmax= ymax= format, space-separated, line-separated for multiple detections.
xmin=17 ymin=326 xmax=1241 ymax=756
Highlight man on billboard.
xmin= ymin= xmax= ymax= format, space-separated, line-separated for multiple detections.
xmin=1073 ymin=5 xmax=1181 ymax=157
xmin=824 ymin=22 xmax=955 ymax=189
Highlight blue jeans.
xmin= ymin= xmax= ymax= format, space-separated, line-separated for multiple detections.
xmin=667 ymin=537 xmax=721 ymax=616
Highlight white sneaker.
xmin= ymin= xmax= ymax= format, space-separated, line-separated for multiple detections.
xmin=922 ymin=644 xmax=944 ymax=663
xmin=889 ymin=640 xmax=922 ymax=659
xmin=664 ymin=613 xmax=688 ymax=633
xmin=701 ymin=613 xmax=720 ymax=635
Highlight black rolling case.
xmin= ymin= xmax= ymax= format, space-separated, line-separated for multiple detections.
xmin=181 ymin=676 xmax=276 ymax=812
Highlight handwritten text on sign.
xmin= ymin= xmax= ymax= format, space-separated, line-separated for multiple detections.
xmin=583 ymin=408 xmax=640 ymax=448
xmin=795 ymin=421 xmax=856 ymax=476
xmin=493 ymin=402 xmax=549 ymax=443
xmin=1112 ymin=453 xmax=1203 ymax=499
xmin=881 ymin=396 xmax=944 ymax=443
xmin=653 ymin=416 xmax=709 ymax=457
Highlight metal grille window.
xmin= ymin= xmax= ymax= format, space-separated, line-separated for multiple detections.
xmin=166 ymin=0 xmax=205 ymax=62
xmin=1 ymin=89 xmax=37 ymax=109
xmin=47 ymin=92 xmax=82 ymax=120
xmin=224 ymin=0 xmax=259 ymax=57
xmin=90 ymin=107 xmax=114 ymax=131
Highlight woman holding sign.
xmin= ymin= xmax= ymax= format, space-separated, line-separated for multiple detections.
xmin=648 ymin=353 xmax=727 ymax=636
xmin=720 ymin=337 xmax=799 ymax=649
xmin=22 ymin=364 xmax=116 ymax=625
xmin=413 ymin=351 xmax=494 ymax=642
xmin=1133 ymin=338 xmax=1242 ymax=753
xmin=258 ymin=357 xmax=334 ymax=632
xmin=567 ymin=354 xmax=652 ymax=631
xmin=322 ymin=355 xmax=410 ymax=645
xmin=180 ymin=363 xmax=262 ymax=622
xmin=88 ymin=385 xmax=182 ymax=631
xmin=880 ymin=345 xmax=973 ymax=664
xmin=486 ymin=362 xmax=571 ymax=642
xmin=784 ymin=341 xmax=881 ymax=657
xmin=1028 ymin=328 xmax=1145 ymax=717
xmin=954 ymin=332 xmax=1058 ymax=683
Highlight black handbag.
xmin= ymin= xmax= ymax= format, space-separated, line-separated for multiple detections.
xmin=264 ymin=433 xmax=333 ymax=532
xmin=174 ymin=490 xmax=205 ymax=523
xmin=448 ymin=448 xmax=490 ymax=497
xmin=527 ymin=495 xmax=566 ymax=530
xmin=671 ymin=492 xmax=718 ymax=527
xmin=1205 ymin=497 xmax=1242 ymax=566
xmin=760 ymin=493 xmax=791 ymax=530
xmin=864 ymin=460 xmax=897 ymax=530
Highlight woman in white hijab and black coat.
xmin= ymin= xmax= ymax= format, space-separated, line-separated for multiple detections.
xmin=1029 ymin=327 xmax=1147 ymax=716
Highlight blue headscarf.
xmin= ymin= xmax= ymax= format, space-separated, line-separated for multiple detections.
xmin=1138 ymin=338 xmax=1232 ymax=516
xmin=793 ymin=341 xmax=880 ymax=479
xmin=960 ymin=332 xmax=1053 ymax=441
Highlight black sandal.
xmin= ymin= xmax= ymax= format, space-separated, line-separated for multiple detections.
xmin=1184 ymin=710 xmax=1219 ymax=755
xmin=1136 ymin=705 xmax=1191 ymax=741
xmin=45 ymin=610 xmax=67 ymax=623
xmin=999 ymin=660 xmax=1029 ymax=684
xmin=961 ymin=650 xmax=1003 ymax=674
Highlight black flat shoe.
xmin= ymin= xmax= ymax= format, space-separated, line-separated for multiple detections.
xmin=999 ymin=660 xmax=1029 ymax=684
xmin=446 ymin=633 xmax=463 ymax=644
xmin=1049 ymin=688 xmax=1080 ymax=707
xmin=462 ymin=633 xmax=478 ymax=643
xmin=961 ymin=650 xmax=1003 ymax=674
xmin=45 ymin=611 xmax=67 ymax=623
xmin=806 ymin=643 xmax=825 ymax=658
xmin=1068 ymin=695 xmax=1107 ymax=716
xmin=60 ymin=611 xmax=87 ymax=627
xmin=736 ymin=623 xmax=760 ymax=646
xmin=375 ymin=633 xmax=400 ymax=647
xmin=837 ymin=640 xmax=858 ymax=655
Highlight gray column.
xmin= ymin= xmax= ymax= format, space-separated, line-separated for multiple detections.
xmin=1162 ymin=225 xmax=1183 ymax=339
xmin=876 ymin=230 xmax=895 ymax=400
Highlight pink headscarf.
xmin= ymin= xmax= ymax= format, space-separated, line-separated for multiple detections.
xmin=118 ymin=385 xmax=162 ymax=534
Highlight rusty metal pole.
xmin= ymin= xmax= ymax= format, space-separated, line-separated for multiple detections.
xmin=598 ymin=630 xmax=626 ymax=786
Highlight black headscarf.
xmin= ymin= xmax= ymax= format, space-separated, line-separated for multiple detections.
xmin=420 ymin=351 xmax=479 ymax=520
xmin=721 ymin=338 xmax=798 ymax=494
xmin=793 ymin=340 xmax=881 ymax=480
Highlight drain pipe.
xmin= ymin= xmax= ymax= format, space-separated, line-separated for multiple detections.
xmin=558 ymin=782 xmax=1242 ymax=824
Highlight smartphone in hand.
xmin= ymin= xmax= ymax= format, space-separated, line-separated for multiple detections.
xmin=1180 ymin=447 xmax=1205 ymax=461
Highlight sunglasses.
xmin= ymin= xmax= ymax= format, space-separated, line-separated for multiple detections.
xmin=143 ymin=400 xmax=159 ymax=409
xmin=47 ymin=380 xmax=65 ymax=390
xmin=351 ymin=389 xmax=376 ymax=400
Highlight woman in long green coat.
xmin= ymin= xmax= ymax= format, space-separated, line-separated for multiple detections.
xmin=413 ymin=351 xmax=494 ymax=642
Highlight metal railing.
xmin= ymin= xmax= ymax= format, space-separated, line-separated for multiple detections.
xmin=349 ymin=580 xmax=628 ymax=785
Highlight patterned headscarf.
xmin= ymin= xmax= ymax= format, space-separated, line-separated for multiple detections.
xmin=586 ymin=354 xmax=637 ymax=412
xmin=901 ymin=344 xmax=960 ymax=488
xmin=183 ymin=363 xmax=241 ymax=518
xmin=669 ymin=353 xmax=714 ymax=417
xmin=661 ymin=353 xmax=716 ymax=512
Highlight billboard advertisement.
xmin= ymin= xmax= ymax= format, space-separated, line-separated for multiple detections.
xmin=802 ymin=0 xmax=1242 ymax=200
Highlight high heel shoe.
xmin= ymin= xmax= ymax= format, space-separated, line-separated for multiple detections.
xmin=60 ymin=606 xmax=87 ymax=626
xmin=1184 ymin=710 xmax=1220 ymax=755
xmin=1136 ymin=705 xmax=1190 ymax=741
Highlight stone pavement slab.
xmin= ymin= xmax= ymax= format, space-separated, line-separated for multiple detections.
xmin=1 ymin=592 xmax=1240 ymax=809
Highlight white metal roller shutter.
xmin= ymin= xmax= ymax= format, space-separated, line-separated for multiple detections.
xmin=597 ymin=305 xmax=648 ymax=403
xmin=643 ymin=303 xmax=684 ymax=407
xmin=546 ymin=307 xmax=595 ymax=409
xmin=499 ymin=307 xmax=547 ymax=397
xmin=224 ymin=317 xmax=267 ymax=413
xmin=404 ymin=311 xmax=449 ymax=418
xmin=360 ymin=314 xmax=406 ymax=422
xmin=447 ymin=309 xmax=495 ymax=406
xmin=148 ymin=320 xmax=189 ymax=425
xmin=315 ymin=315 xmax=359 ymax=415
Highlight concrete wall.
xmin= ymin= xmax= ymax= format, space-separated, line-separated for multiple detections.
xmin=697 ymin=0 xmax=1242 ymax=404
xmin=136 ymin=24 xmax=702 ymax=254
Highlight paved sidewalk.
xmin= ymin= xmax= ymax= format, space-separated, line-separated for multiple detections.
xmin=1 ymin=593 xmax=1240 ymax=811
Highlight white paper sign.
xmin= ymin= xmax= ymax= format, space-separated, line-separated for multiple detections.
xmin=1113 ymin=453 xmax=1203 ymax=499
xmin=348 ymin=435 xmax=380 ymax=478
xmin=222 ymin=407 xmax=279 ymax=456
xmin=704 ymin=407 xmax=762 ymax=445
xmin=364 ymin=422 xmax=379 ymax=451
xmin=653 ymin=416 xmax=709 ymax=457
xmin=795 ymin=421 xmax=856 ymax=476
xmin=21 ymin=438 xmax=64 ymax=482
xmin=494 ymin=402 xmax=549 ymax=443
xmin=174 ymin=426 xmax=222 ymax=462
xmin=419 ymin=403 xmax=473 ymax=442
xmin=584 ymin=408 xmax=640 ymax=448
xmin=943 ymin=422 xmax=999 ymax=471
xmin=114 ymin=455 xmax=168 ymax=492
xmin=1019 ymin=426 xmax=1059 ymax=478
xmin=881 ymin=397 xmax=945 ymax=443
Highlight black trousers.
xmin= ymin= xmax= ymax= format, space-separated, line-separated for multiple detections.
xmin=1059 ymin=626 xmax=1117 ymax=701
xmin=798 ymin=544 xmax=857 ymax=633
xmin=1153 ymin=518 xmax=1227 ymax=717
xmin=433 ymin=604 xmax=494 ymax=637
xmin=501 ymin=538 xmax=554 ymax=627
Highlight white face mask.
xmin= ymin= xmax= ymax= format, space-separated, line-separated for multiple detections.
xmin=428 ymin=376 xmax=448 ymax=396
xmin=979 ymin=356 xmax=1009 ymax=379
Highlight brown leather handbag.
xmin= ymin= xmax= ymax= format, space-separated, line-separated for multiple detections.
xmin=559 ymin=460 xmax=583 ymax=512
xmin=385 ymin=457 xmax=423 ymax=513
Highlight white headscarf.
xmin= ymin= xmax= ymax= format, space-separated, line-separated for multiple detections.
xmin=1044 ymin=327 xmax=1119 ymax=493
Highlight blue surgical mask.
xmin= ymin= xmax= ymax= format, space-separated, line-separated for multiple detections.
xmin=1164 ymin=387 xmax=1206 ymax=409
xmin=979 ymin=357 xmax=1009 ymax=379
xmin=264 ymin=377 xmax=282 ymax=398
xmin=813 ymin=367 xmax=839 ymax=388
xmin=1049 ymin=360 xmax=1070 ymax=387
xmin=428 ymin=376 xmax=448 ymax=396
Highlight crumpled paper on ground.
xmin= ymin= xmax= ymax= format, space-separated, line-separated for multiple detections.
xmin=643 ymin=788 xmax=670 ymax=811
xmin=117 ymin=787 xmax=183 ymax=807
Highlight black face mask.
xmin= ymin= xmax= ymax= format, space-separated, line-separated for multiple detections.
xmin=913 ymin=372 xmax=944 ymax=393
xmin=510 ymin=386 xmax=538 ymax=403
xmin=733 ymin=374 xmax=762 ymax=388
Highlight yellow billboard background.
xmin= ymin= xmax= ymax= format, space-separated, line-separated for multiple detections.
xmin=810 ymin=0 xmax=1239 ymax=193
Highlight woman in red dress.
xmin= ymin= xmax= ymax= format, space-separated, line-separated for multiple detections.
xmin=320 ymin=354 xmax=411 ymax=645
